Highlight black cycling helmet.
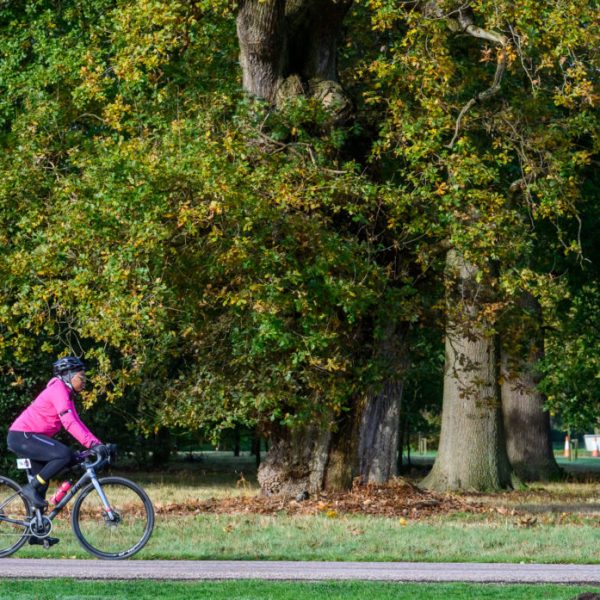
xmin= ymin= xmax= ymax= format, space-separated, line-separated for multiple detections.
xmin=53 ymin=356 xmax=86 ymax=377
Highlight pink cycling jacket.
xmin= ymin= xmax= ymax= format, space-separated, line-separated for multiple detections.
xmin=9 ymin=377 xmax=102 ymax=448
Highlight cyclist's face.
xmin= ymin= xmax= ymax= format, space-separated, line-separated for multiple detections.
xmin=71 ymin=370 xmax=87 ymax=392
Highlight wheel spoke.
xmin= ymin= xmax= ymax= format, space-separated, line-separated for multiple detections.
xmin=0 ymin=478 xmax=31 ymax=557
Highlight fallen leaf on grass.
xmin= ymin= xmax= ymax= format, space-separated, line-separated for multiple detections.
xmin=153 ymin=478 xmax=487 ymax=519
xmin=517 ymin=516 xmax=537 ymax=528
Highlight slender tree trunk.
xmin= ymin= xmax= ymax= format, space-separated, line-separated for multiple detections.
xmin=251 ymin=433 xmax=261 ymax=468
xmin=151 ymin=428 xmax=173 ymax=467
xmin=501 ymin=293 xmax=561 ymax=481
xmin=233 ymin=429 xmax=241 ymax=457
xmin=422 ymin=249 xmax=516 ymax=492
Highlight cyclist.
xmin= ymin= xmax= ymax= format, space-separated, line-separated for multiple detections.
xmin=7 ymin=357 xmax=106 ymax=521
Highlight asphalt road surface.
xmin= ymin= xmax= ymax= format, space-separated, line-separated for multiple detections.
xmin=0 ymin=559 xmax=598 ymax=584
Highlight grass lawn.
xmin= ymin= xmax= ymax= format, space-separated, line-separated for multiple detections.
xmin=0 ymin=579 xmax=598 ymax=600
xmin=16 ymin=510 xmax=600 ymax=563
xmin=13 ymin=452 xmax=600 ymax=564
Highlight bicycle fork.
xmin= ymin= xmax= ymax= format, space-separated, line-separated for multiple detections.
xmin=89 ymin=472 xmax=117 ymax=521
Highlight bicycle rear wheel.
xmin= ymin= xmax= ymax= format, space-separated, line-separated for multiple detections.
xmin=71 ymin=476 xmax=154 ymax=559
xmin=0 ymin=476 xmax=32 ymax=557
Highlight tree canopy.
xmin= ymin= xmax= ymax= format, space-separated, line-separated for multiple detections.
xmin=0 ymin=0 xmax=597 ymax=459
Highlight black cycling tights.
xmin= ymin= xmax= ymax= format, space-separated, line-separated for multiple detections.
xmin=7 ymin=431 xmax=76 ymax=489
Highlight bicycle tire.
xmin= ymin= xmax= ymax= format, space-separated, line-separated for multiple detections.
xmin=0 ymin=476 xmax=32 ymax=557
xmin=71 ymin=476 xmax=154 ymax=560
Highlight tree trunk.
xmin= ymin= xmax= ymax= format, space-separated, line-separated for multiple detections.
xmin=358 ymin=324 xmax=408 ymax=484
xmin=237 ymin=0 xmax=286 ymax=102
xmin=323 ymin=403 xmax=361 ymax=490
xmin=501 ymin=293 xmax=561 ymax=481
xmin=258 ymin=322 xmax=407 ymax=496
xmin=233 ymin=429 xmax=241 ymax=457
xmin=251 ymin=432 xmax=262 ymax=468
xmin=151 ymin=428 xmax=173 ymax=467
xmin=236 ymin=0 xmax=352 ymax=117
xmin=358 ymin=379 xmax=404 ymax=483
xmin=257 ymin=422 xmax=332 ymax=497
xmin=239 ymin=0 xmax=355 ymax=498
xmin=257 ymin=403 xmax=363 ymax=497
xmin=422 ymin=249 xmax=516 ymax=492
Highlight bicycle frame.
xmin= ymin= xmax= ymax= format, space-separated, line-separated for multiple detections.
xmin=46 ymin=458 xmax=116 ymax=521
xmin=1 ymin=454 xmax=114 ymax=534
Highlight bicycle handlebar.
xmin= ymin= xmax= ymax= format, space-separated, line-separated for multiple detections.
xmin=75 ymin=443 xmax=117 ymax=470
xmin=75 ymin=449 xmax=102 ymax=469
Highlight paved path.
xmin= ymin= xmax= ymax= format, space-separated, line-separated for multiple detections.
xmin=0 ymin=559 xmax=598 ymax=584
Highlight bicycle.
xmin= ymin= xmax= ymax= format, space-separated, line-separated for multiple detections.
xmin=0 ymin=445 xmax=154 ymax=559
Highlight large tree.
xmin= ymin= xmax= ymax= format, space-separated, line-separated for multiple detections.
xmin=362 ymin=0 xmax=598 ymax=490
xmin=0 ymin=0 xmax=597 ymax=492
xmin=234 ymin=0 xmax=425 ymax=494
xmin=0 ymin=1 xmax=409 ymax=490
xmin=422 ymin=251 xmax=515 ymax=491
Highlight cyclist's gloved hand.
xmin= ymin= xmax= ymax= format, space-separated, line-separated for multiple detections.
xmin=91 ymin=444 xmax=109 ymax=460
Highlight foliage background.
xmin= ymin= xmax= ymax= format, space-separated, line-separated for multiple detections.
xmin=0 ymin=0 xmax=597 ymax=465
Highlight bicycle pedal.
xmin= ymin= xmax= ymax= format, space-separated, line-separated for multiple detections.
xmin=29 ymin=536 xmax=59 ymax=548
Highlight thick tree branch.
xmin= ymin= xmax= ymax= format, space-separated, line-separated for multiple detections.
xmin=422 ymin=2 xmax=507 ymax=148
xmin=445 ymin=9 xmax=508 ymax=148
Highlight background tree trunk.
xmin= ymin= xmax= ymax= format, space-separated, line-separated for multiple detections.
xmin=422 ymin=249 xmax=516 ymax=492
xmin=358 ymin=324 xmax=408 ymax=484
xmin=501 ymin=293 xmax=561 ymax=481
xmin=257 ymin=422 xmax=332 ymax=497
xmin=359 ymin=379 xmax=403 ymax=483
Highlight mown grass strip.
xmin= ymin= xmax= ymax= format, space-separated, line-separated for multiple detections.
xmin=0 ymin=579 xmax=598 ymax=600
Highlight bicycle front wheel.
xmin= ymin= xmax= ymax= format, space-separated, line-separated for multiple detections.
xmin=71 ymin=476 xmax=154 ymax=559
xmin=0 ymin=476 xmax=32 ymax=557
